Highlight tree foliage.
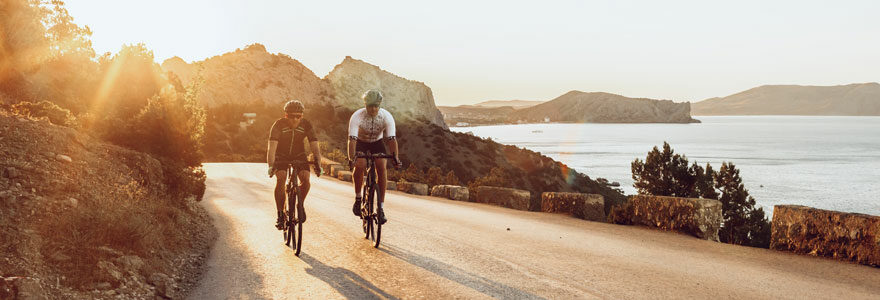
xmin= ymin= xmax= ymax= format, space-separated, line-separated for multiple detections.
xmin=631 ymin=142 xmax=771 ymax=248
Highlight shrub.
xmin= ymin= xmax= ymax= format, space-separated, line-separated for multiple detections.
xmin=10 ymin=100 xmax=77 ymax=127
xmin=631 ymin=142 xmax=771 ymax=248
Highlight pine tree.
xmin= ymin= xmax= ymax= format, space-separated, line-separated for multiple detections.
xmin=714 ymin=162 xmax=771 ymax=247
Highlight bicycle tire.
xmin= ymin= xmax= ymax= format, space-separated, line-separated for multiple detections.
xmin=370 ymin=183 xmax=381 ymax=248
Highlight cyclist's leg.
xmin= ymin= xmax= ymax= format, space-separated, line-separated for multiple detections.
xmin=375 ymin=158 xmax=388 ymax=203
xmin=274 ymin=169 xmax=288 ymax=212
xmin=296 ymin=169 xmax=310 ymax=222
xmin=353 ymin=158 xmax=367 ymax=196
xmin=274 ymin=168 xmax=287 ymax=229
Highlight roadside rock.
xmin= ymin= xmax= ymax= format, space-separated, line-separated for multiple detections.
xmin=541 ymin=192 xmax=605 ymax=222
xmin=386 ymin=181 xmax=396 ymax=191
xmin=610 ymin=195 xmax=722 ymax=241
xmin=431 ymin=185 xmax=469 ymax=201
xmin=473 ymin=186 xmax=531 ymax=211
xmin=329 ymin=165 xmax=346 ymax=177
xmin=770 ymin=205 xmax=880 ymax=267
xmin=397 ymin=182 xmax=428 ymax=196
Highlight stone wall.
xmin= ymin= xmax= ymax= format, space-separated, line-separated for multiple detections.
xmin=541 ymin=192 xmax=605 ymax=222
xmin=396 ymin=181 xmax=428 ymax=196
xmin=430 ymin=185 xmax=469 ymax=202
xmin=610 ymin=195 xmax=722 ymax=241
xmin=473 ymin=186 xmax=531 ymax=211
xmin=770 ymin=205 xmax=880 ymax=267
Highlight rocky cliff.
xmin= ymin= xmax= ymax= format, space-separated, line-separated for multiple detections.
xmin=692 ymin=83 xmax=880 ymax=116
xmin=509 ymin=91 xmax=698 ymax=123
xmin=324 ymin=56 xmax=448 ymax=129
xmin=161 ymin=44 xmax=335 ymax=109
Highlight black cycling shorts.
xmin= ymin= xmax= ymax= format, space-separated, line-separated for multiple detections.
xmin=355 ymin=140 xmax=387 ymax=156
xmin=273 ymin=154 xmax=308 ymax=171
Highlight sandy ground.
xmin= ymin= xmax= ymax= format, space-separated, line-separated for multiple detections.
xmin=191 ymin=163 xmax=880 ymax=299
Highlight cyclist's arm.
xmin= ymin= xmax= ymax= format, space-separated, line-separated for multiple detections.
xmin=305 ymin=121 xmax=321 ymax=163
xmin=267 ymin=141 xmax=278 ymax=166
xmin=382 ymin=109 xmax=399 ymax=162
xmin=268 ymin=120 xmax=281 ymax=167
xmin=347 ymin=111 xmax=359 ymax=161
xmin=386 ymin=138 xmax=400 ymax=162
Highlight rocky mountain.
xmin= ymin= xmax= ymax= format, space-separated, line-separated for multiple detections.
xmin=325 ymin=56 xmax=448 ymax=129
xmin=161 ymin=44 xmax=335 ymax=109
xmin=692 ymin=83 xmax=880 ymax=116
xmin=510 ymin=91 xmax=698 ymax=123
xmin=438 ymin=105 xmax=516 ymax=126
xmin=473 ymin=100 xmax=543 ymax=108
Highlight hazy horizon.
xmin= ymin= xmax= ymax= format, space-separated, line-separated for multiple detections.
xmin=66 ymin=0 xmax=880 ymax=106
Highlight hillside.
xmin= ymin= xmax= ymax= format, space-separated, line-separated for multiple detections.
xmin=324 ymin=56 xmax=448 ymax=129
xmin=438 ymin=105 xmax=517 ymax=126
xmin=511 ymin=91 xmax=698 ymax=123
xmin=0 ymin=111 xmax=214 ymax=298
xmin=692 ymin=83 xmax=880 ymax=116
xmin=161 ymin=43 xmax=336 ymax=109
xmin=473 ymin=100 xmax=543 ymax=108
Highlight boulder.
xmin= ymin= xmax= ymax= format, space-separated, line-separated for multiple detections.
xmin=473 ymin=186 xmax=531 ymax=211
xmin=610 ymin=195 xmax=721 ymax=241
xmin=386 ymin=181 xmax=397 ymax=191
xmin=97 ymin=261 xmax=123 ymax=284
xmin=115 ymin=255 xmax=145 ymax=273
xmin=770 ymin=205 xmax=880 ymax=267
xmin=397 ymin=182 xmax=428 ymax=196
xmin=541 ymin=192 xmax=605 ymax=222
xmin=4 ymin=277 xmax=45 ymax=300
xmin=430 ymin=185 xmax=469 ymax=202
xmin=55 ymin=154 xmax=72 ymax=163
xmin=337 ymin=171 xmax=353 ymax=182
xmin=329 ymin=164 xmax=346 ymax=177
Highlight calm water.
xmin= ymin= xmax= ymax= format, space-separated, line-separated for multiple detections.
xmin=451 ymin=116 xmax=880 ymax=216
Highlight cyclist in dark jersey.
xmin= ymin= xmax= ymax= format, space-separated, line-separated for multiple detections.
xmin=267 ymin=100 xmax=322 ymax=229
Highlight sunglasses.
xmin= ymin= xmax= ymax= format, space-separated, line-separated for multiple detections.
xmin=287 ymin=113 xmax=303 ymax=119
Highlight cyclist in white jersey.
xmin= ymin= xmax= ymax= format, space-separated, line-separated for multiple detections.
xmin=348 ymin=89 xmax=402 ymax=224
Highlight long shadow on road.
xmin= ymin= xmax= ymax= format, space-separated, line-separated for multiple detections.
xmin=300 ymin=253 xmax=400 ymax=300
xmin=379 ymin=244 xmax=545 ymax=300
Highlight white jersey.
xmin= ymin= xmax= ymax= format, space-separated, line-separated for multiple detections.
xmin=348 ymin=108 xmax=396 ymax=143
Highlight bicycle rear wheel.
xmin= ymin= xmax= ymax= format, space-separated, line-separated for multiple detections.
xmin=283 ymin=211 xmax=291 ymax=246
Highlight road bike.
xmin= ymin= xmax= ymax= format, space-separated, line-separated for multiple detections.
xmin=354 ymin=151 xmax=398 ymax=248
xmin=276 ymin=159 xmax=316 ymax=256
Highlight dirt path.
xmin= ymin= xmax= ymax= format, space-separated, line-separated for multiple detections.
xmin=191 ymin=163 xmax=880 ymax=299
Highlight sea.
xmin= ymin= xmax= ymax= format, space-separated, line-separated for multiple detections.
xmin=450 ymin=116 xmax=880 ymax=216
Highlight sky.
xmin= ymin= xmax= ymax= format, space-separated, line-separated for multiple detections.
xmin=65 ymin=0 xmax=880 ymax=106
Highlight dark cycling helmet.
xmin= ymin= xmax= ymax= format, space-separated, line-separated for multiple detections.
xmin=362 ymin=89 xmax=383 ymax=106
xmin=284 ymin=100 xmax=304 ymax=113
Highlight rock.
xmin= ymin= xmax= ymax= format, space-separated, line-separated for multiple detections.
xmin=337 ymin=171 xmax=353 ymax=182
xmin=610 ymin=195 xmax=722 ymax=241
xmin=770 ymin=205 xmax=880 ymax=267
xmin=541 ymin=192 xmax=605 ymax=222
xmin=148 ymin=273 xmax=173 ymax=299
xmin=386 ymin=181 xmax=397 ymax=191
xmin=55 ymin=154 xmax=72 ymax=163
xmin=66 ymin=198 xmax=78 ymax=208
xmin=325 ymin=56 xmax=448 ymax=129
xmin=115 ymin=255 xmax=145 ymax=273
xmin=8 ymin=277 xmax=46 ymax=300
xmin=5 ymin=167 xmax=18 ymax=179
xmin=96 ymin=282 xmax=112 ymax=290
xmin=473 ymin=186 xmax=531 ymax=211
xmin=396 ymin=182 xmax=428 ymax=196
xmin=430 ymin=185 xmax=469 ymax=201
xmin=329 ymin=164 xmax=346 ymax=177
xmin=97 ymin=261 xmax=123 ymax=284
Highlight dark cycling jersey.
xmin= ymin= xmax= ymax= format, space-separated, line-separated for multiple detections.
xmin=269 ymin=118 xmax=317 ymax=160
